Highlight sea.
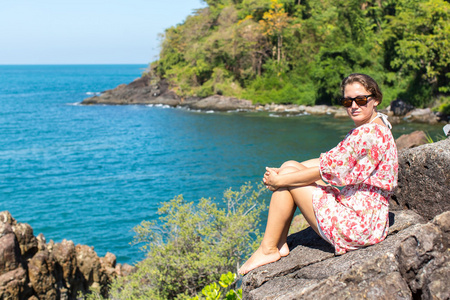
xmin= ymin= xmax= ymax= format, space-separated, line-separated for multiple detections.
xmin=0 ymin=64 xmax=445 ymax=264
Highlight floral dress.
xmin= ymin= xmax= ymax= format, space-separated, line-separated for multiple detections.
xmin=312 ymin=119 xmax=398 ymax=255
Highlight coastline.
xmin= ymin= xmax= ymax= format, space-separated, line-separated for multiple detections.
xmin=81 ymin=76 xmax=448 ymax=125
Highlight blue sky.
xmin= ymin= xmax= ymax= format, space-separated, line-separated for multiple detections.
xmin=0 ymin=0 xmax=206 ymax=64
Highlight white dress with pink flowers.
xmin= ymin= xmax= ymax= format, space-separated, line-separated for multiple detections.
xmin=312 ymin=119 xmax=398 ymax=255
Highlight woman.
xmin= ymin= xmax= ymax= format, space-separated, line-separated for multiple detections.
xmin=239 ymin=73 xmax=398 ymax=275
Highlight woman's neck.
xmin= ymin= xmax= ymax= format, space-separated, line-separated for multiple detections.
xmin=354 ymin=111 xmax=379 ymax=127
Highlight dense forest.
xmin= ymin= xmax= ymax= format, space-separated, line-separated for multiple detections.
xmin=149 ymin=0 xmax=449 ymax=111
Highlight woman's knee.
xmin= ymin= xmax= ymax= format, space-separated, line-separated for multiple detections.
xmin=281 ymin=160 xmax=306 ymax=171
xmin=278 ymin=166 xmax=300 ymax=175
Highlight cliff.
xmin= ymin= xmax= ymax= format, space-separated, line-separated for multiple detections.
xmin=241 ymin=138 xmax=450 ymax=299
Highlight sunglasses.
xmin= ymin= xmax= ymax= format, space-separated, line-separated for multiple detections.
xmin=340 ymin=94 xmax=373 ymax=107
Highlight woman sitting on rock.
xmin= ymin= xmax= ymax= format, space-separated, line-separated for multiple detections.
xmin=239 ymin=73 xmax=398 ymax=275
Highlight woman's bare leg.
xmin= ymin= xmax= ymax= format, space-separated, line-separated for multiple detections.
xmin=239 ymin=164 xmax=315 ymax=275
xmin=238 ymin=186 xmax=296 ymax=275
xmin=273 ymin=161 xmax=324 ymax=251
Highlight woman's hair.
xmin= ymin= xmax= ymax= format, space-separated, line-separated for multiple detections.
xmin=341 ymin=73 xmax=383 ymax=105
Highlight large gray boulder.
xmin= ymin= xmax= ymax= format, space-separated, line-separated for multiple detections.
xmin=242 ymin=138 xmax=450 ymax=299
xmin=390 ymin=138 xmax=450 ymax=220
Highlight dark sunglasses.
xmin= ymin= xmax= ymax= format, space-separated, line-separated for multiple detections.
xmin=340 ymin=94 xmax=373 ymax=107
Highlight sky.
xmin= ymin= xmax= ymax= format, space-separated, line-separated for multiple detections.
xmin=0 ymin=0 xmax=206 ymax=65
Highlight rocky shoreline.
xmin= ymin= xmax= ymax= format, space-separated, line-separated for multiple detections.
xmin=82 ymin=75 xmax=449 ymax=125
xmin=0 ymin=212 xmax=135 ymax=299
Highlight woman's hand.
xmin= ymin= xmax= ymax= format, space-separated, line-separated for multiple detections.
xmin=263 ymin=167 xmax=280 ymax=191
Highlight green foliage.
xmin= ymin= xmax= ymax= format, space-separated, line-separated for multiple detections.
xmin=108 ymin=183 xmax=267 ymax=300
xmin=433 ymin=96 xmax=450 ymax=115
xmin=190 ymin=272 xmax=242 ymax=300
xmin=151 ymin=0 xmax=450 ymax=107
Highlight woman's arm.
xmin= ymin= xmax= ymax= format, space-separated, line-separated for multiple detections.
xmin=264 ymin=165 xmax=322 ymax=189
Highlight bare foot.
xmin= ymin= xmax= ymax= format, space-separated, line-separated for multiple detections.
xmin=238 ymin=246 xmax=281 ymax=275
xmin=279 ymin=242 xmax=290 ymax=257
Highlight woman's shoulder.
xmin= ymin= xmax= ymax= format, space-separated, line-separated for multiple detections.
xmin=357 ymin=121 xmax=392 ymax=134
xmin=347 ymin=122 xmax=394 ymax=145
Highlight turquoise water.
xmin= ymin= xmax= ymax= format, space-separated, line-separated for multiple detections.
xmin=0 ymin=65 xmax=444 ymax=264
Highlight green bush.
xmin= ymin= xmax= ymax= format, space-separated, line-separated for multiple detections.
xmin=189 ymin=272 xmax=242 ymax=300
xmin=108 ymin=183 xmax=267 ymax=300
xmin=437 ymin=97 xmax=450 ymax=115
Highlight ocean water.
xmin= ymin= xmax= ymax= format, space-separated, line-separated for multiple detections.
xmin=0 ymin=65 xmax=444 ymax=264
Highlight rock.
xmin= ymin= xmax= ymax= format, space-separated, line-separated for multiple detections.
xmin=28 ymin=249 xmax=57 ymax=299
xmin=405 ymin=108 xmax=439 ymax=124
xmin=75 ymin=245 xmax=102 ymax=286
xmin=100 ymin=252 xmax=116 ymax=269
xmin=395 ymin=130 xmax=428 ymax=151
xmin=242 ymin=210 xmax=449 ymax=299
xmin=304 ymin=105 xmax=333 ymax=115
xmin=0 ymin=224 xmax=22 ymax=275
xmin=0 ymin=211 xmax=16 ymax=226
xmin=12 ymin=222 xmax=38 ymax=259
xmin=82 ymin=76 xmax=181 ymax=106
xmin=243 ymin=139 xmax=450 ymax=299
xmin=332 ymin=109 xmax=349 ymax=118
xmin=52 ymin=239 xmax=77 ymax=289
xmin=0 ymin=267 xmax=29 ymax=299
xmin=0 ymin=212 xmax=128 ymax=300
xmin=115 ymin=263 xmax=136 ymax=277
xmin=390 ymin=138 xmax=450 ymax=220
xmin=188 ymin=95 xmax=254 ymax=111
xmin=390 ymin=99 xmax=415 ymax=116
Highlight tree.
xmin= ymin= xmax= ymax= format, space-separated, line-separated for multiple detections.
xmin=259 ymin=0 xmax=291 ymax=64
xmin=385 ymin=0 xmax=450 ymax=104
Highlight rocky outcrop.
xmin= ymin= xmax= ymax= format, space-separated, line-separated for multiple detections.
xmin=242 ymin=138 xmax=450 ymax=299
xmin=82 ymin=75 xmax=181 ymax=106
xmin=390 ymin=138 xmax=450 ymax=221
xmin=0 ymin=212 xmax=135 ymax=300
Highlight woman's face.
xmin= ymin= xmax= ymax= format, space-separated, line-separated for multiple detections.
xmin=344 ymin=82 xmax=379 ymax=127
